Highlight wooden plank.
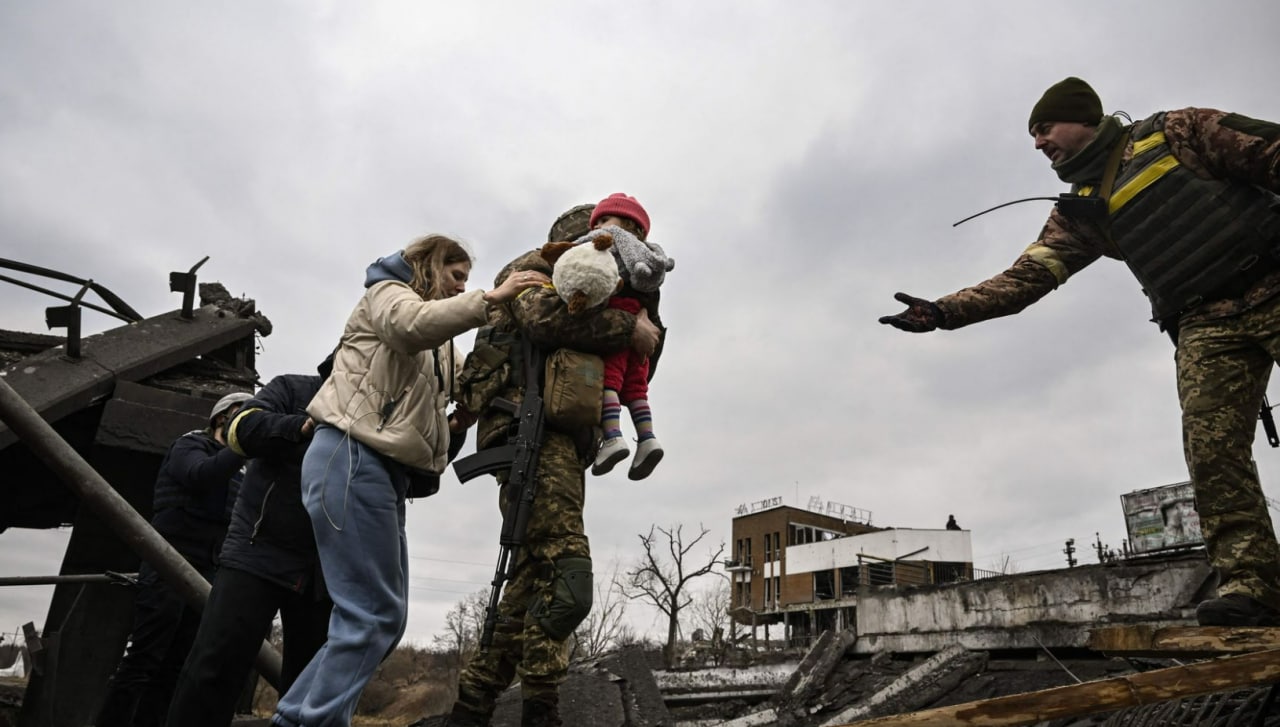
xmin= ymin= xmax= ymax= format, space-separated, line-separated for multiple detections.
xmin=835 ymin=647 xmax=1280 ymax=726
xmin=1088 ymin=624 xmax=1280 ymax=657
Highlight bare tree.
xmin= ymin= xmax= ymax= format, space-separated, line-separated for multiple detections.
xmin=688 ymin=576 xmax=730 ymax=640
xmin=431 ymin=588 xmax=490 ymax=669
xmin=686 ymin=575 xmax=732 ymax=665
xmin=570 ymin=560 xmax=635 ymax=660
xmin=622 ymin=523 xmax=725 ymax=667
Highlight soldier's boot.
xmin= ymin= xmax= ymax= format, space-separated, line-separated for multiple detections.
xmin=521 ymin=695 xmax=562 ymax=727
xmin=413 ymin=684 xmax=496 ymax=727
xmin=429 ymin=704 xmax=489 ymax=727
xmin=1195 ymin=593 xmax=1280 ymax=627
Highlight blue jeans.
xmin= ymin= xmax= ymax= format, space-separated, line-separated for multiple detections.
xmin=272 ymin=425 xmax=409 ymax=727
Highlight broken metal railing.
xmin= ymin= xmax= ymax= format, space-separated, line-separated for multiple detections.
xmin=2 ymin=255 xmax=213 ymax=359
xmin=1 ymin=257 xmax=143 ymax=361
xmin=0 ymin=258 xmax=144 ymax=323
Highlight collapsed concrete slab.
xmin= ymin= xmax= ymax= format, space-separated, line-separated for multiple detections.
xmin=773 ymin=629 xmax=854 ymax=726
xmin=819 ymin=644 xmax=987 ymax=725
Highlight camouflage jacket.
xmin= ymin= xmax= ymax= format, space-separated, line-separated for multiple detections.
xmin=936 ymin=108 xmax=1280 ymax=330
xmin=473 ymin=249 xmax=646 ymax=450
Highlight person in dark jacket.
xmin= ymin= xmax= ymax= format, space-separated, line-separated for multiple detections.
xmin=95 ymin=392 xmax=250 ymax=727
xmin=167 ymin=364 xmax=333 ymax=727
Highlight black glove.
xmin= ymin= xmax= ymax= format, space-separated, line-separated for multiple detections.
xmin=878 ymin=292 xmax=944 ymax=333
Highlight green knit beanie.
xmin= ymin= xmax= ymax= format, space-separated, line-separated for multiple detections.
xmin=1028 ymin=77 xmax=1103 ymax=131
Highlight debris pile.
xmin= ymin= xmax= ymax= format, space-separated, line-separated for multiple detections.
xmin=707 ymin=631 xmax=1280 ymax=727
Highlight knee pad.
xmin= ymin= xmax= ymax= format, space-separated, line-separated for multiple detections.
xmin=531 ymin=556 xmax=593 ymax=641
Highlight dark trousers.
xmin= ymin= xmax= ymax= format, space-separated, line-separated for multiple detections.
xmin=96 ymin=563 xmax=205 ymax=727
xmin=167 ymin=565 xmax=332 ymax=727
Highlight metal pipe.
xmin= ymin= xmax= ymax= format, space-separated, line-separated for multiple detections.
xmin=0 ymin=573 xmax=138 ymax=586
xmin=0 ymin=376 xmax=281 ymax=686
xmin=1030 ymin=633 xmax=1082 ymax=684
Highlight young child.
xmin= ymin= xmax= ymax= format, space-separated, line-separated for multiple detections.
xmin=582 ymin=193 xmax=674 ymax=480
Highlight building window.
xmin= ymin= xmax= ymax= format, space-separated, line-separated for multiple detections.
xmin=815 ymin=570 xmax=835 ymax=600
xmin=774 ymin=531 xmax=781 ymax=561
xmin=774 ymin=576 xmax=781 ymax=606
xmin=764 ymin=577 xmax=772 ymax=607
xmin=839 ymin=566 xmax=860 ymax=597
xmin=764 ymin=533 xmax=772 ymax=563
xmin=745 ymin=537 xmax=752 ymax=566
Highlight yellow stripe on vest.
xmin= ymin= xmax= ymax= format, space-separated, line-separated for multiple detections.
xmin=1110 ymin=154 xmax=1180 ymax=213
xmin=1132 ymin=131 xmax=1167 ymax=156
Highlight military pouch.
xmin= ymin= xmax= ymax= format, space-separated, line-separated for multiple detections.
xmin=457 ymin=326 xmax=515 ymax=415
xmin=543 ymin=348 xmax=604 ymax=431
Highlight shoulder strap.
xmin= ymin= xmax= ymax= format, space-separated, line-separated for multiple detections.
xmin=1095 ymin=129 xmax=1132 ymax=259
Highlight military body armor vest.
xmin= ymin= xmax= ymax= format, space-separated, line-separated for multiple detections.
xmin=1078 ymin=112 xmax=1280 ymax=323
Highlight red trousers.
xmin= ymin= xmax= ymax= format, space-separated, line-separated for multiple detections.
xmin=603 ymin=297 xmax=649 ymax=402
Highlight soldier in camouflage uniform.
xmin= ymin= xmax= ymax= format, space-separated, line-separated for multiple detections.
xmin=881 ymin=77 xmax=1280 ymax=627
xmin=437 ymin=204 xmax=663 ymax=727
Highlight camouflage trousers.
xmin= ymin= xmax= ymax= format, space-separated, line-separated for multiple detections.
xmin=455 ymin=430 xmax=590 ymax=709
xmin=1177 ymin=294 xmax=1280 ymax=610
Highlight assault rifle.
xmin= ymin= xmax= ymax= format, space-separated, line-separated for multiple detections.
xmin=452 ymin=337 xmax=547 ymax=650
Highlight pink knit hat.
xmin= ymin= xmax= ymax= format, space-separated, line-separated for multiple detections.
xmin=589 ymin=193 xmax=650 ymax=236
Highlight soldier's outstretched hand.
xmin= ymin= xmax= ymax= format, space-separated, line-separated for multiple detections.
xmin=879 ymin=292 xmax=943 ymax=333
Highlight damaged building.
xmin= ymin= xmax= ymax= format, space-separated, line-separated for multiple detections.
xmin=0 ymin=257 xmax=271 ymax=727
xmin=726 ymin=497 xmax=975 ymax=646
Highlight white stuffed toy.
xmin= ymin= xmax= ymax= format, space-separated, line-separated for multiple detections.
xmin=540 ymin=232 xmax=622 ymax=315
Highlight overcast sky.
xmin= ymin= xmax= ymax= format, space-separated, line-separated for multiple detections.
xmin=4 ymin=1 xmax=1280 ymax=648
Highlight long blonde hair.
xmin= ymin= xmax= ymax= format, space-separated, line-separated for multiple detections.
xmin=403 ymin=235 xmax=473 ymax=299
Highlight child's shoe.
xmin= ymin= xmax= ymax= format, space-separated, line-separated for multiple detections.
xmin=592 ymin=436 xmax=630 ymax=476
xmin=628 ymin=437 xmax=664 ymax=480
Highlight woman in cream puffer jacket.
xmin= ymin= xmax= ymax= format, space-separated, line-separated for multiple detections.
xmin=272 ymin=234 xmax=545 ymax=727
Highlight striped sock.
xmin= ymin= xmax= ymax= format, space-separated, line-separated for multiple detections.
xmin=628 ymin=398 xmax=654 ymax=441
xmin=601 ymin=389 xmax=622 ymax=439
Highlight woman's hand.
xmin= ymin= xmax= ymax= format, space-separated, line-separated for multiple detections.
xmin=631 ymin=307 xmax=660 ymax=356
xmin=484 ymin=269 xmax=549 ymax=304
xmin=450 ymin=407 xmax=478 ymax=432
